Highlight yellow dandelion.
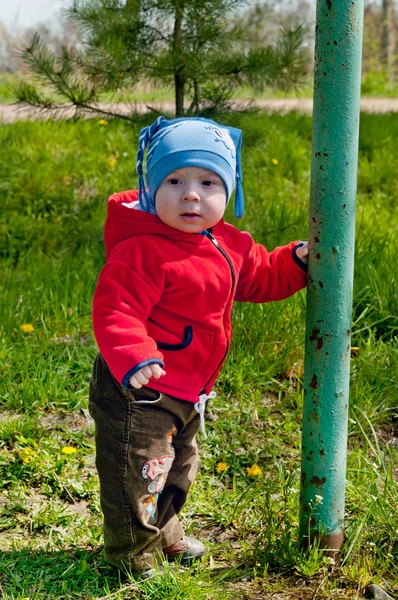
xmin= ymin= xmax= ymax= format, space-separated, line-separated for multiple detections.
xmin=62 ymin=446 xmax=77 ymax=455
xmin=216 ymin=462 xmax=228 ymax=473
xmin=21 ymin=324 xmax=34 ymax=333
xmin=246 ymin=464 xmax=262 ymax=477
xmin=271 ymin=158 xmax=278 ymax=165
xmin=17 ymin=448 xmax=37 ymax=463
xmin=99 ymin=119 xmax=108 ymax=126
xmin=109 ymin=158 xmax=117 ymax=168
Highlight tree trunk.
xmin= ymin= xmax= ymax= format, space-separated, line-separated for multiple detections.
xmin=193 ymin=80 xmax=200 ymax=112
xmin=173 ymin=1 xmax=185 ymax=116
xmin=382 ymin=0 xmax=396 ymax=83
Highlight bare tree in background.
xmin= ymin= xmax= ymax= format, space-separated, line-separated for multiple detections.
xmin=381 ymin=0 xmax=396 ymax=82
xmin=0 ymin=17 xmax=80 ymax=73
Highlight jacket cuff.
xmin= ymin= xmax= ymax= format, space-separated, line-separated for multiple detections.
xmin=292 ymin=242 xmax=308 ymax=273
xmin=122 ymin=359 xmax=165 ymax=389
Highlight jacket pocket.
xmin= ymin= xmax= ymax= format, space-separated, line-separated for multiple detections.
xmin=155 ymin=326 xmax=192 ymax=351
xmin=152 ymin=325 xmax=215 ymax=392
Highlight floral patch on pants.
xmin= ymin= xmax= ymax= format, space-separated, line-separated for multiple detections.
xmin=142 ymin=455 xmax=174 ymax=522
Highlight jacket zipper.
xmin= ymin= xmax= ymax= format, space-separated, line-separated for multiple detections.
xmin=202 ymin=228 xmax=235 ymax=391
xmin=206 ymin=229 xmax=236 ymax=293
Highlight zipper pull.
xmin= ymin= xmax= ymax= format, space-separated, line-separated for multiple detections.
xmin=207 ymin=231 xmax=219 ymax=246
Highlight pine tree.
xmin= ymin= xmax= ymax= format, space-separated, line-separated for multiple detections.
xmin=15 ymin=0 xmax=308 ymax=119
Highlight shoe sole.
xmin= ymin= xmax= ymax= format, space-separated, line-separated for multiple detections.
xmin=165 ymin=550 xmax=206 ymax=564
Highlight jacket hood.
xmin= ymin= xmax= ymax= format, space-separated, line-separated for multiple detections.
xmin=104 ymin=190 xmax=225 ymax=260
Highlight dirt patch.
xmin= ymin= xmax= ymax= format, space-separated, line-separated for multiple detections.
xmin=375 ymin=423 xmax=398 ymax=447
xmin=2 ymin=98 xmax=398 ymax=123
xmin=39 ymin=410 xmax=93 ymax=434
xmin=68 ymin=499 xmax=92 ymax=519
xmin=0 ymin=408 xmax=94 ymax=435
xmin=0 ymin=410 xmax=25 ymax=423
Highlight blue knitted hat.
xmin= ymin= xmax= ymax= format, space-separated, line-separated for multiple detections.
xmin=136 ymin=116 xmax=244 ymax=218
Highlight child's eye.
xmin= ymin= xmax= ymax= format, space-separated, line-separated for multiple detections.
xmin=168 ymin=178 xmax=180 ymax=185
xmin=202 ymin=180 xmax=214 ymax=187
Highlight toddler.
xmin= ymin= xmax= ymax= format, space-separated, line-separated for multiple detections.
xmin=89 ymin=116 xmax=308 ymax=577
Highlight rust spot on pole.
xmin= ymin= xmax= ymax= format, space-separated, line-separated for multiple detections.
xmin=320 ymin=532 xmax=344 ymax=565
xmin=310 ymin=329 xmax=323 ymax=350
xmin=326 ymin=0 xmax=332 ymax=11
xmin=309 ymin=374 xmax=319 ymax=389
xmin=318 ymin=281 xmax=324 ymax=288
xmin=310 ymin=475 xmax=326 ymax=486
xmin=301 ymin=531 xmax=343 ymax=565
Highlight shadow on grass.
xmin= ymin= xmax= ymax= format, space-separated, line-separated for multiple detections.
xmin=0 ymin=547 xmax=252 ymax=598
xmin=0 ymin=548 xmax=125 ymax=598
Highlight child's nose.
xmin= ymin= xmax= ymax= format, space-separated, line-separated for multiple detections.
xmin=182 ymin=184 xmax=200 ymax=202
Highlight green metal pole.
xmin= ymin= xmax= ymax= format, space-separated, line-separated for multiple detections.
xmin=299 ymin=0 xmax=364 ymax=559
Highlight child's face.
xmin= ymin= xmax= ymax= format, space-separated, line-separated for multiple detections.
xmin=155 ymin=167 xmax=227 ymax=232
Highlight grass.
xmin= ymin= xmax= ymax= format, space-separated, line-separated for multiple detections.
xmin=0 ymin=111 xmax=397 ymax=599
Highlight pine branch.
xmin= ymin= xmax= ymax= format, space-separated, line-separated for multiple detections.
xmin=13 ymin=81 xmax=136 ymax=122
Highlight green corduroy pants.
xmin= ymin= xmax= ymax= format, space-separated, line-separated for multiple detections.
xmin=89 ymin=354 xmax=200 ymax=571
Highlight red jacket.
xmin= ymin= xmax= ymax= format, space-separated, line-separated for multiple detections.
xmin=92 ymin=190 xmax=307 ymax=403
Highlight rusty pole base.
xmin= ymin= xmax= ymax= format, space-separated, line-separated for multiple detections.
xmin=365 ymin=584 xmax=395 ymax=600
xmin=300 ymin=530 xmax=344 ymax=567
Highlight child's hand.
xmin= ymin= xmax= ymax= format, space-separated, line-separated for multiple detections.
xmin=129 ymin=364 xmax=167 ymax=389
xmin=295 ymin=242 xmax=308 ymax=264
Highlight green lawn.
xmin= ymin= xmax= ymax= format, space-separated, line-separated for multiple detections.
xmin=0 ymin=111 xmax=397 ymax=599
